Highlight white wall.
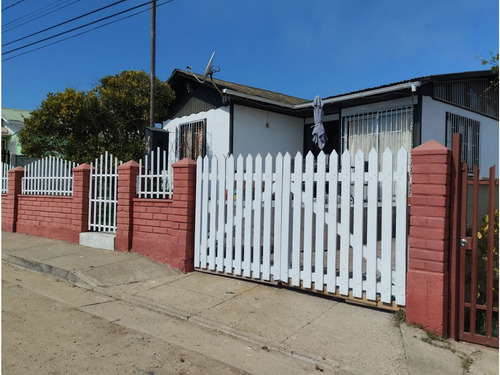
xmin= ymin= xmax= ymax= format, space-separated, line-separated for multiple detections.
xmin=421 ymin=96 xmax=499 ymax=177
xmin=163 ymin=107 xmax=231 ymax=162
xmin=232 ymin=105 xmax=304 ymax=158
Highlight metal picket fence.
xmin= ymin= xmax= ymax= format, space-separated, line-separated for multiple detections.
xmin=2 ymin=162 xmax=12 ymax=194
xmin=137 ymin=147 xmax=173 ymax=199
xmin=21 ymin=157 xmax=78 ymax=196
xmin=88 ymin=151 xmax=121 ymax=232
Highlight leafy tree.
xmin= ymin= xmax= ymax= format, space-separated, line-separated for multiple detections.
xmin=480 ymin=52 xmax=499 ymax=90
xmin=20 ymin=70 xmax=174 ymax=163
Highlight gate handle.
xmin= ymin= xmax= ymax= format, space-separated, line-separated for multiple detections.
xmin=460 ymin=238 xmax=468 ymax=247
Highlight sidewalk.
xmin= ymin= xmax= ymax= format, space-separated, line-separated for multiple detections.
xmin=2 ymin=231 xmax=498 ymax=374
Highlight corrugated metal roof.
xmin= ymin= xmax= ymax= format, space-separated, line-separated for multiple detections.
xmin=322 ymin=70 xmax=493 ymax=101
xmin=1 ymin=107 xmax=31 ymax=123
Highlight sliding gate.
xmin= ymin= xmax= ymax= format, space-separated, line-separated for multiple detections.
xmin=194 ymin=150 xmax=409 ymax=309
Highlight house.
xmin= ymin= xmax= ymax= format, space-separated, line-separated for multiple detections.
xmin=1 ymin=107 xmax=31 ymax=165
xmin=163 ymin=70 xmax=498 ymax=177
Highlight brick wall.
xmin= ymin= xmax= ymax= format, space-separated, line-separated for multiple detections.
xmin=2 ymin=159 xmax=197 ymax=273
xmin=2 ymin=164 xmax=91 ymax=244
xmin=406 ymin=140 xmax=452 ymax=336
xmin=115 ymin=159 xmax=197 ymax=272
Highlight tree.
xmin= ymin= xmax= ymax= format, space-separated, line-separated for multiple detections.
xmin=480 ymin=52 xmax=499 ymax=90
xmin=19 ymin=70 xmax=175 ymax=163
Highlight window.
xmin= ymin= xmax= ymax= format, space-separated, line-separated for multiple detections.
xmin=342 ymin=106 xmax=413 ymax=166
xmin=176 ymin=119 xmax=206 ymax=160
xmin=434 ymin=79 xmax=498 ymax=119
xmin=445 ymin=112 xmax=480 ymax=173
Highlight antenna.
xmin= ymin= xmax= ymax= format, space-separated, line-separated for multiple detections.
xmin=203 ymin=52 xmax=215 ymax=80
xmin=190 ymin=52 xmax=217 ymax=83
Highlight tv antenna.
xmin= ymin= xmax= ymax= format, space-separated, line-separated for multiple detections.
xmin=191 ymin=52 xmax=220 ymax=83
xmin=189 ymin=52 xmax=227 ymax=104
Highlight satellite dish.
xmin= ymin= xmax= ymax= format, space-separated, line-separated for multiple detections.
xmin=202 ymin=52 xmax=215 ymax=80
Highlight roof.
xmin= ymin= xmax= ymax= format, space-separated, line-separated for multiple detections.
xmin=169 ymin=69 xmax=309 ymax=106
xmin=1 ymin=107 xmax=31 ymax=123
xmin=322 ymin=70 xmax=495 ymax=101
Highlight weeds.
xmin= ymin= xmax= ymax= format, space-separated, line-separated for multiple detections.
xmin=392 ymin=309 xmax=406 ymax=327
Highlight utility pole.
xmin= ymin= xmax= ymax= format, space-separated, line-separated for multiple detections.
xmin=150 ymin=0 xmax=156 ymax=128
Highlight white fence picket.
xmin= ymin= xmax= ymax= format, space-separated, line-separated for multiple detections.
xmin=314 ymin=152 xmax=326 ymax=289
xmin=195 ymin=148 xmax=409 ymax=308
xmin=339 ymin=151 xmax=351 ymax=296
xmin=302 ymin=152 xmax=314 ymax=288
xmin=253 ymin=154 xmax=263 ymax=277
xmin=380 ymin=149 xmax=394 ymax=303
xmin=395 ymin=148 xmax=408 ymax=305
xmin=325 ymin=151 xmax=339 ymax=293
xmin=365 ymin=149 xmax=379 ymax=300
xmin=262 ymin=155 xmax=273 ymax=280
xmin=216 ymin=156 xmax=226 ymax=271
xmin=291 ymin=152 xmax=303 ymax=287
xmin=243 ymin=155 xmax=253 ymax=277
xmin=225 ymin=156 xmax=235 ymax=272
xmin=234 ymin=155 xmax=244 ymax=276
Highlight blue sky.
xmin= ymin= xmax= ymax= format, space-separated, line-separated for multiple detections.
xmin=1 ymin=0 xmax=499 ymax=111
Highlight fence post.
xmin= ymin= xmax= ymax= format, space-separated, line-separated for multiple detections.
xmin=115 ymin=160 xmax=139 ymax=252
xmin=170 ymin=158 xmax=197 ymax=272
xmin=73 ymin=164 xmax=92 ymax=234
xmin=406 ymin=140 xmax=452 ymax=336
xmin=2 ymin=167 xmax=23 ymax=232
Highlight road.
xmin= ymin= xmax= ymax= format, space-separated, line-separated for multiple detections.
xmin=1 ymin=263 xmax=314 ymax=375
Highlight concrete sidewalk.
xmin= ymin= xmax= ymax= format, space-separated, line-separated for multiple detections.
xmin=2 ymin=231 xmax=498 ymax=374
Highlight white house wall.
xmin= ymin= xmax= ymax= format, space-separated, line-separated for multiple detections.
xmin=162 ymin=107 xmax=230 ymax=162
xmin=232 ymin=104 xmax=303 ymax=158
xmin=421 ymin=96 xmax=498 ymax=177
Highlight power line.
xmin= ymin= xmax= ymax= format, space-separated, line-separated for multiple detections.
xmin=3 ymin=0 xmax=79 ymax=32
xmin=2 ymin=0 xmax=25 ymax=12
xmin=2 ymin=0 xmax=153 ymax=56
xmin=3 ymin=0 xmax=128 ymax=47
xmin=2 ymin=0 xmax=175 ymax=62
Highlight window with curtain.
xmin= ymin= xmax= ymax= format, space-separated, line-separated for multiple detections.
xmin=342 ymin=106 xmax=413 ymax=166
xmin=176 ymin=119 xmax=207 ymax=160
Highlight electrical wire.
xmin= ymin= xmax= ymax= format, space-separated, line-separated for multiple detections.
xmin=2 ymin=0 xmax=175 ymax=62
xmin=3 ymin=0 xmax=79 ymax=32
xmin=2 ymin=0 xmax=25 ymax=12
xmin=2 ymin=0 xmax=154 ymax=56
xmin=3 ymin=0 xmax=128 ymax=47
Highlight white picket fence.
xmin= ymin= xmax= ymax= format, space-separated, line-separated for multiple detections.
xmin=195 ymin=149 xmax=409 ymax=307
xmin=137 ymin=147 xmax=173 ymax=199
xmin=2 ymin=162 xmax=12 ymax=194
xmin=88 ymin=152 xmax=121 ymax=232
xmin=21 ymin=157 xmax=78 ymax=196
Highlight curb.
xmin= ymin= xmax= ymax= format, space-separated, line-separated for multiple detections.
xmin=2 ymin=254 xmax=341 ymax=373
xmin=2 ymin=254 xmax=97 ymax=289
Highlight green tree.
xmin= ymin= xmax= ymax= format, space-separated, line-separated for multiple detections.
xmin=19 ymin=70 xmax=174 ymax=163
xmin=480 ymin=52 xmax=499 ymax=90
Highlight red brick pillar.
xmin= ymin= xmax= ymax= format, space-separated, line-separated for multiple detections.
xmin=406 ymin=140 xmax=452 ymax=336
xmin=171 ymin=158 xmax=197 ymax=272
xmin=115 ymin=160 xmax=139 ymax=252
xmin=2 ymin=166 xmax=24 ymax=232
xmin=72 ymin=164 xmax=92 ymax=234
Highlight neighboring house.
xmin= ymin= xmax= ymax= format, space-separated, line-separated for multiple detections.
xmin=1 ymin=107 xmax=31 ymax=165
xmin=163 ymin=70 xmax=498 ymax=177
